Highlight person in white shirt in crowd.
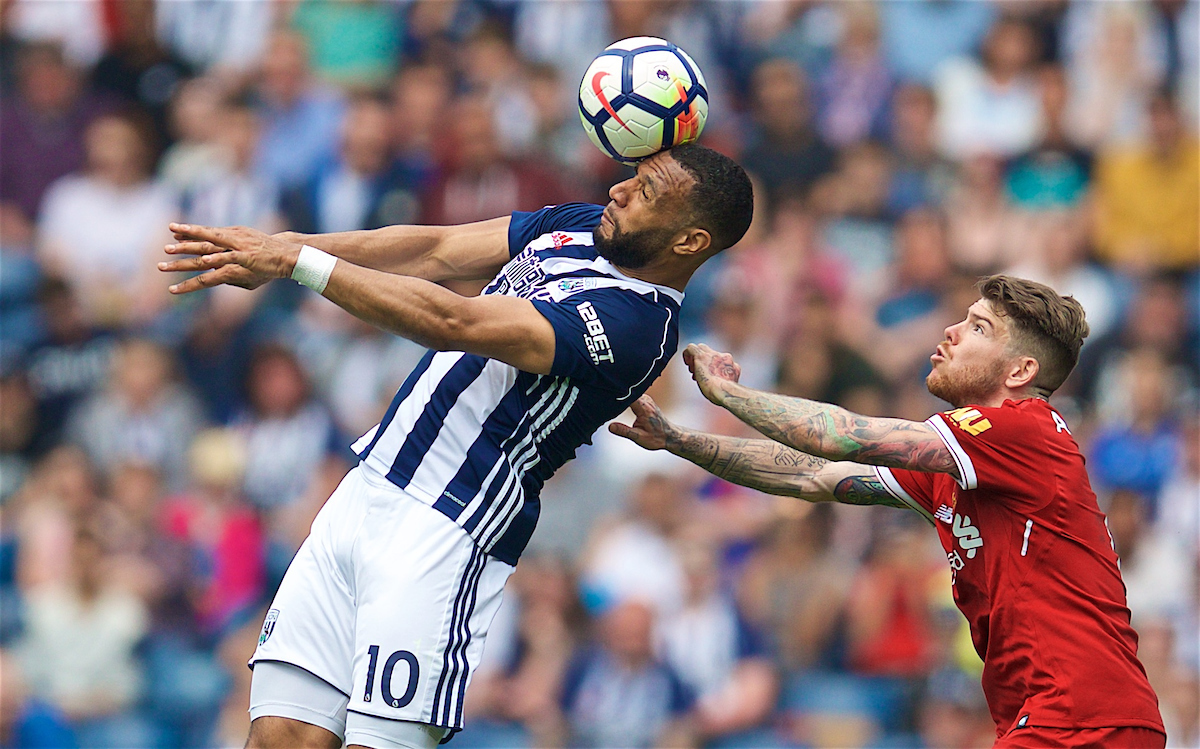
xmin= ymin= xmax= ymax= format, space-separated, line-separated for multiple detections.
xmin=37 ymin=112 xmax=178 ymax=328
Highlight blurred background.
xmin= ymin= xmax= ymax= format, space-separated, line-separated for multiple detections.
xmin=0 ymin=0 xmax=1196 ymax=747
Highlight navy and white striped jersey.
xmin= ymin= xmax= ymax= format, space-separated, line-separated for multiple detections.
xmin=352 ymin=203 xmax=681 ymax=565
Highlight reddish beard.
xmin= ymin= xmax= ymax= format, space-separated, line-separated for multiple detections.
xmin=926 ymin=359 xmax=1007 ymax=408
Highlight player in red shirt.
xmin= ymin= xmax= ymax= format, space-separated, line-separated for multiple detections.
xmin=613 ymin=275 xmax=1166 ymax=748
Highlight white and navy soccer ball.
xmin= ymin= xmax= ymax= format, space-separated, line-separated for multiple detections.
xmin=578 ymin=37 xmax=709 ymax=163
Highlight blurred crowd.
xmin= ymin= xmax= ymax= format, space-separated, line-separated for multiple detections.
xmin=0 ymin=0 xmax=1197 ymax=747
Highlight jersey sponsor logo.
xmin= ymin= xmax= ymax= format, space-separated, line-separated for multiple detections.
xmin=945 ymin=407 xmax=992 ymax=436
xmin=947 ymin=549 xmax=964 ymax=583
xmin=259 ymin=608 xmax=279 ymax=646
xmin=497 ymin=249 xmax=546 ymax=299
xmin=952 ymin=513 xmax=983 ymax=558
xmin=935 ymin=504 xmax=954 ymax=524
xmin=576 ymin=301 xmax=615 ymax=365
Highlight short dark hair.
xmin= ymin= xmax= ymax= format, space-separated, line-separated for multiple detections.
xmin=977 ymin=275 xmax=1089 ymax=394
xmin=668 ymin=143 xmax=754 ymax=252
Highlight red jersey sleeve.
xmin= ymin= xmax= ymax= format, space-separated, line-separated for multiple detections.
xmin=926 ymin=402 xmax=1057 ymax=513
xmin=875 ymin=465 xmax=937 ymax=523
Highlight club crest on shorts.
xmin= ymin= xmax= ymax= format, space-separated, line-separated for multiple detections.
xmin=259 ymin=609 xmax=279 ymax=646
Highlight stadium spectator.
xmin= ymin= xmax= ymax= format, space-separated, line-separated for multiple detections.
xmin=737 ymin=504 xmax=849 ymax=672
xmin=66 ymin=338 xmax=204 ymax=492
xmin=0 ymin=42 xmax=114 ymax=221
xmin=844 ymin=520 xmax=940 ymax=678
xmin=1105 ymin=488 xmax=1195 ymax=629
xmin=944 ymin=154 xmax=1026 ymax=274
xmin=281 ymin=95 xmax=421 ymax=234
xmin=878 ymin=0 xmax=996 ymax=84
xmin=817 ymin=141 xmax=896 ymax=283
xmin=252 ymin=31 xmax=346 ymax=190
xmin=1093 ymin=89 xmax=1200 ymax=271
xmin=389 ymin=62 xmax=453 ymax=170
xmin=153 ymin=0 xmax=273 ymax=82
xmin=16 ymin=525 xmax=153 ymax=748
xmin=1005 ymin=64 xmax=1093 ymax=210
xmin=886 ymin=83 xmax=954 ymax=213
xmin=6 ymin=0 xmax=105 ymax=68
xmin=92 ymin=462 xmax=193 ymax=635
xmin=1088 ymin=348 xmax=1184 ymax=506
xmin=661 ymin=539 xmax=778 ymax=743
xmin=233 ymin=344 xmax=343 ymax=516
xmin=0 ymin=647 xmax=77 ymax=749
xmin=814 ymin=3 xmax=893 ymax=147
xmin=162 ymin=429 xmax=264 ymax=635
xmin=580 ymin=472 xmax=691 ymax=618
xmin=418 ymin=93 xmax=571 ymax=228
xmin=558 ymin=599 xmax=696 ymax=748
xmin=0 ymin=203 xmax=41 ymax=365
xmin=90 ymin=0 xmax=194 ymax=151
xmin=934 ymin=16 xmax=1043 ymax=160
xmin=182 ymin=95 xmax=281 ymax=233
xmin=1007 ymin=208 xmax=1122 ymax=342
xmin=741 ymin=58 xmax=837 ymax=207
xmin=158 ymin=77 xmax=226 ymax=192
xmin=22 ymin=278 xmax=116 ymax=451
xmin=290 ymin=0 xmax=402 ymax=90
xmin=1156 ymin=419 xmax=1199 ymax=558
xmin=36 ymin=113 xmax=179 ymax=327
xmin=0 ymin=374 xmax=40 ymax=507
xmin=1060 ymin=0 xmax=1169 ymax=148
xmin=464 ymin=555 xmax=582 ymax=747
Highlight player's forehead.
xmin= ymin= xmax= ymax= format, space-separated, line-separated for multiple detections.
xmin=967 ymin=299 xmax=1007 ymax=331
xmin=638 ymin=151 xmax=693 ymax=195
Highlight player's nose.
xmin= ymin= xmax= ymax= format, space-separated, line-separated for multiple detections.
xmin=609 ymin=178 xmax=633 ymax=205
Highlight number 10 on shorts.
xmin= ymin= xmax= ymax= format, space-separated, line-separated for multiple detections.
xmin=364 ymin=645 xmax=420 ymax=708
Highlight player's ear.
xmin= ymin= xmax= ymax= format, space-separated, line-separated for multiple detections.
xmin=672 ymin=227 xmax=711 ymax=258
xmin=1005 ymin=355 xmax=1040 ymax=391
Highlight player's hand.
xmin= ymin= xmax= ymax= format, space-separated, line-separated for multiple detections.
xmin=608 ymin=395 xmax=675 ymax=451
xmin=682 ymin=343 xmax=741 ymax=405
xmin=158 ymin=224 xmax=303 ymax=295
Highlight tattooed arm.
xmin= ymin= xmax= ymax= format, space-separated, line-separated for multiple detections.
xmin=609 ymin=396 xmax=911 ymax=509
xmin=681 ymin=344 xmax=960 ymax=480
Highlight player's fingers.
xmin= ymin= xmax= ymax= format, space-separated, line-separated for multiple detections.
xmin=608 ymin=422 xmax=634 ymax=439
xmin=167 ymin=269 xmax=221 ymax=295
xmin=169 ymin=223 xmax=247 ymax=249
xmin=629 ymin=395 xmax=654 ymax=418
xmin=157 ymin=256 xmax=216 ymax=273
xmin=197 ymin=251 xmax=246 ymax=270
xmin=164 ymin=240 xmax=220 ymax=256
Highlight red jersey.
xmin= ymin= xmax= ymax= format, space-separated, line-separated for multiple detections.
xmin=875 ymin=398 xmax=1164 ymax=737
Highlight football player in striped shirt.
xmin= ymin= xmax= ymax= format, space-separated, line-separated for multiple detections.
xmin=159 ymin=144 xmax=753 ymax=749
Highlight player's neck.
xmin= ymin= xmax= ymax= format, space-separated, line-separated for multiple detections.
xmin=610 ymin=259 xmax=695 ymax=293
xmin=962 ymin=388 xmax=1046 ymax=409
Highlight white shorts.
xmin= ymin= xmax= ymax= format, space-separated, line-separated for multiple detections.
xmin=250 ymin=465 xmax=515 ymax=734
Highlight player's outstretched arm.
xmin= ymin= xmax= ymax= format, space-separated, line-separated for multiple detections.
xmin=610 ymin=396 xmax=909 ymax=509
xmin=159 ymin=224 xmax=558 ymax=374
xmin=682 ymin=344 xmax=960 ymax=479
xmin=159 ymin=217 xmax=512 ymax=293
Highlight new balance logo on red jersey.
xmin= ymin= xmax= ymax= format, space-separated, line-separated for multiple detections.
xmin=953 ymin=513 xmax=983 ymax=558
xmin=935 ymin=504 xmax=953 ymax=524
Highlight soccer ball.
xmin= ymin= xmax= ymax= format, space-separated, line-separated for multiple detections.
xmin=578 ymin=37 xmax=709 ymax=163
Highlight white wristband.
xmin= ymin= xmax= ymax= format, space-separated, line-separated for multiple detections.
xmin=291 ymin=245 xmax=337 ymax=294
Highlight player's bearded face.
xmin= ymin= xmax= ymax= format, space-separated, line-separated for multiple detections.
xmin=926 ymin=346 xmax=1009 ymax=407
xmin=593 ymin=215 xmax=675 ymax=270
